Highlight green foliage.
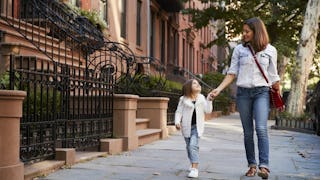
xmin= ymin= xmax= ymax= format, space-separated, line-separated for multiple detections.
xmin=78 ymin=9 xmax=108 ymax=30
xmin=202 ymin=71 xmax=225 ymax=89
xmin=0 ymin=71 xmax=61 ymax=115
xmin=0 ymin=72 xmax=9 ymax=89
xmin=0 ymin=72 xmax=20 ymax=90
xmin=66 ymin=3 xmax=108 ymax=31
xmin=202 ymin=72 xmax=233 ymax=113
xmin=279 ymin=111 xmax=312 ymax=121
xmin=116 ymin=74 xmax=182 ymax=96
xmin=24 ymin=87 xmax=61 ymax=116
xmin=181 ymin=0 xmax=320 ymax=76
xmin=162 ymin=78 xmax=183 ymax=92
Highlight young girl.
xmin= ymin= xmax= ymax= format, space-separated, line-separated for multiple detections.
xmin=175 ymin=79 xmax=213 ymax=178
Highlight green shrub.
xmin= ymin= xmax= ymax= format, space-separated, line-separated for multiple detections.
xmin=66 ymin=3 xmax=108 ymax=31
xmin=202 ymin=72 xmax=233 ymax=113
xmin=279 ymin=111 xmax=312 ymax=121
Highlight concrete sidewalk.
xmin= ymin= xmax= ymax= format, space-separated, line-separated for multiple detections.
xmin=39 ymin=113 xmax=320 ymax=180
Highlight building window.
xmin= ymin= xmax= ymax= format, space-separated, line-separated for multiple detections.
xmin=174 ymin=32 xmax=179 ymax=66
xmin=182 ymin=38 xmax=186 ymax=68
xmin=136 ymin=0 xmax=142 ymax=46
xmin=150 ymin=11 xmax=155 ymax=57
xmin=70 ymin=0 xmax=81 ymax=7
xmin=121 ymin=0 xmax=127 ymax=38
xmin=0 ymin=0 xmax=4 ymax=14
xmin=189 ymin=44 xmax=193 ymax=73
xmin=100 ymin=0 xmax=108 ymax=25
xmin=161 ymin=20 xmax=165 ymax=63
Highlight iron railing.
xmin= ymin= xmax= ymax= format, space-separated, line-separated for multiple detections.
xmin=0 ymin=0 xmax=135 ymax=163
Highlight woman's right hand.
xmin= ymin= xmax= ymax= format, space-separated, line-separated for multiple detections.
xmin=210 ymin=88 xmax=221 ymax=98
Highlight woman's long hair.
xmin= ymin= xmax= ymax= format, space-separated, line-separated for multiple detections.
xmin=242 ymin=17 xmax=269 ymax=52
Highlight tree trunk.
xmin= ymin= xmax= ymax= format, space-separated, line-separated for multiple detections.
xmin=278 ymin=55 xmax=289 ymax=89
xmin=287 ymin=0 xmax=320 ymax=116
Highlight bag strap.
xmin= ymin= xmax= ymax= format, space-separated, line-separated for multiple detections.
xmin=247 ymin=44 xmax=269 ymax=84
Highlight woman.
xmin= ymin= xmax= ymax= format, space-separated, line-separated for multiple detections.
xmin=210 ymin=17 xmax=280 ymax=179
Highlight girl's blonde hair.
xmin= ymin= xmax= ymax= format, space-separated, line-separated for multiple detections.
xmin=182 ymin=79 xmax=198 ymax=97
xmin=242 ymin=17 xmax=269 ymax=52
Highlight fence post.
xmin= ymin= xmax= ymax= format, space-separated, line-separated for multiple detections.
xmin=0 ymin=90 xmax=26 ymax=180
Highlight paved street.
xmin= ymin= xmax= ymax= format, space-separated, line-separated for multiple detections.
xmin=39 ymin=113 xmax=320 ymax=180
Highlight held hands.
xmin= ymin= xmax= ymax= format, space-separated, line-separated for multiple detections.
xmin=208 ymin=88 xmax=221 ymax=100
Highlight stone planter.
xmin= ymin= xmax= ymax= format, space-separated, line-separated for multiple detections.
xmin=0 ymin=90 xmax=26 ymax=180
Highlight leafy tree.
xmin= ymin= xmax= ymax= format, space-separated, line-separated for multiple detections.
xmin=286 ymin=0 xmax=320 ymax=116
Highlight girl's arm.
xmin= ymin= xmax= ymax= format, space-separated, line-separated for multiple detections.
xmin=174 ymin=97 xmax=184 ymax=125
xmin=204 ymin=95 xmax=213 ymax=113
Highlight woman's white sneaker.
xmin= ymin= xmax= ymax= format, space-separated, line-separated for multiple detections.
xmin=188 ymin=168 xmax=198 ymax=178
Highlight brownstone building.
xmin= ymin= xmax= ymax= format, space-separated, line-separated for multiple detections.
xmin=69 ymin=0 xmax=219 ymax=82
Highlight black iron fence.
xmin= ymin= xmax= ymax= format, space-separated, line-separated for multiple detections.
xmin=274 ymin=117 xmax=316 ymax=134
xmin=7 ymin=54 xmax=115 ymax=163
xmin=0 ymin=0 xmax=137 ymax=163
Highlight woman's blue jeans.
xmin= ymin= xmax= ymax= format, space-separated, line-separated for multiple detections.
xmin=184 ymin=125 xmax=199 ymax=164
xmin=236 ymin=86 xmax=270 ymax=169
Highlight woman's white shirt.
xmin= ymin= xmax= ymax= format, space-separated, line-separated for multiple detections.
xmin=227 ymin=44 xmax=280 ymax=88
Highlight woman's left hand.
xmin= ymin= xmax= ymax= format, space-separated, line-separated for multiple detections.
xmin=272 ymin=81 xmax=280 ymax=94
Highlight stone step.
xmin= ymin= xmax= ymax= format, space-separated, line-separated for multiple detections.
xmin=136 ymin=128 xmax=161 ymax=146
xmin=135 ymin=118 xmax=150 ymax=130
xmin=0 ymin=16 xmax=49 ymax=39
xmin=24 ymin=151 xmax=107 ymax=180
xmin=24 ymin=160 xmax=65 ymax=180
xmin=0 ymin=17 xmax=84 ymax=65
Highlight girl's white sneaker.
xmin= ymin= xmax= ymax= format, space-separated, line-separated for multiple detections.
xmin=188 ymin=168 xmax=198 ymax=178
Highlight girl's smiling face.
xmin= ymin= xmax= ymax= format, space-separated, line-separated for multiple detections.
xmin=242 ymin=24 xmax=254 ymax=43
xmin=191 ymin=80 xmax=201 ymax=94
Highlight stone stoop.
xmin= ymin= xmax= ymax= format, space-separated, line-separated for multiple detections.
xmin=136 ymin=118 xmax=150 ymax=130
xmin=135 ymin=118 xmax=162 ymax=146
xmin=0 ymin=18 xmax=85 ymax=66
xmin=136 ymin=128 xmax=162 ymax=146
